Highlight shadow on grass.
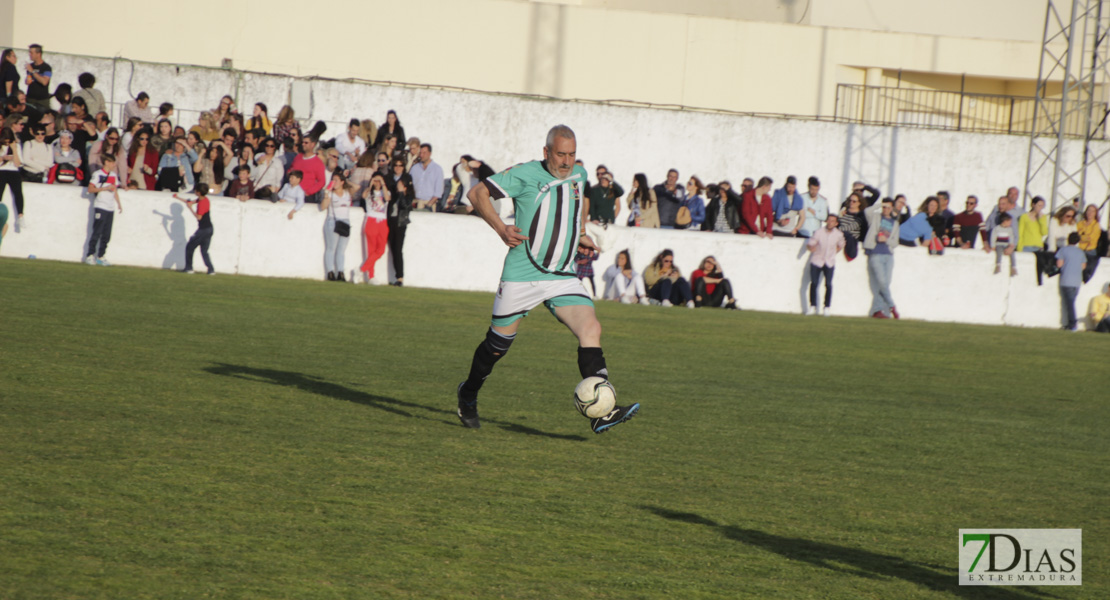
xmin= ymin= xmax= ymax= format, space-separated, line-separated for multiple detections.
xmin=642 ymin=506 xmax=1059 ymax=600
xmin=205 ymin=363 xmax=587 ymax=441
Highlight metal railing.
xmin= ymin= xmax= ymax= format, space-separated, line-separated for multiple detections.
xmin=834 ymin=83 xmax=1109 ymax=139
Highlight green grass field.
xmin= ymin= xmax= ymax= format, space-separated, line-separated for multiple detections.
xmin=1 ymin=257 xmax=1106 ymax=599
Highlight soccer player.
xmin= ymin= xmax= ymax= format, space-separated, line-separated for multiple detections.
xmin=456 ymin=125 xmax=640 ymax=434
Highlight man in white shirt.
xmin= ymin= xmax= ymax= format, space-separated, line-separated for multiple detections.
xmin=409 ymin=143 xmax=444 ymax=212
xmin=333 ymin=119 xmax=366 ymax=171
xmin=798 ymin=176 xmax=829 ymax=238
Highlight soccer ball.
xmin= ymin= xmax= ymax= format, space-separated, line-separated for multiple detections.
xmin=574 ymin=376 xmax=616 ymax=418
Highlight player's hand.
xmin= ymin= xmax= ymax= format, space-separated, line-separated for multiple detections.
xmin=578 ymin=234 xmax=597 ymax=250
xmin=499 ymin=224 xmax=528 ymax=248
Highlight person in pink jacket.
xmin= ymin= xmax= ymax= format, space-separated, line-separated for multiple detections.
xmin=806 ymin=214 xmax=846 ymax=316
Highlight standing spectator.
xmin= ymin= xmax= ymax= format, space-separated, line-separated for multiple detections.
xmin=603 ymin=250 xmax=649 ymax=304
xmin=951 ymin=195 xmax=983 ymax=248
xmin=19 ymin=125 xmax=52 ymax=182
xmin=588 ymin=165 xmax=623 ymax=225
xmin=410 ymin=143 xmax=444 ymax=211
xmin=1047 ymin=205 xmax=1078 ymax=252
xmin=702 ymin=183 xmax=739 ymax=233
xmin=2 ymin=49 xmax=20 ymax=97
xmin=360 ymin=172 xmax=391 ymax=282
xmin=771 ymin=176 xmax=804 ymax=236
xmin=279 ymin=170 xmax=306 ymax=219
xmin=272 ymin=105 xmax=300 ymax=146
xmin=850 ymin=180 xmax=881 ymax=209
xmin=387 ymin=167 xmax=414 ymax=286
xmin=375 ymin=110 xmax=406 ymax=153
xmin=682 ymin=175 xmax=706 ymax=230
xmin=806 ymin=215 xmax=846 ymax=316
xmin=1088 ymin=283 xmax=1110 ymax=333
xmin=88 ymin=127 xmax=125 ymax=181
xmin=863 ymin=197 xmax=901 ymax=319
xmin=643 ymin=249 xmax=694 ymax=308
xmin=837 ymin=192 xmax=868 ymax=261
xmin=122 ymin=92 xmax=156 ymax=126
xmin=24 ymin=44 xmax=51 ymax=112
xmin=1077 ymin=205 xmax=1103 ymax=282
xmin=574 ymin=243 xmax=599 ymax=296
xmin=248 ymin=102 xmax=271 ymax=136
xmin=52 ymin=84 xmax=73 ymax=115
xmin=1055 ymin=232 xmax=1087 ymax=331
xmin=798 ymin=176 xmax=828 ymax=238
xmin=1018 ymin=196 xmax=1048 ymax=252
xmin=175 ymin=184 xmax=216 ymax=275
xmin=691 ymin=256 xmax=738 ymax=309
xmin=93 ymin=111 xmax=111 ymax=141
xmin=334 ymin=119 xmax=366 ymax=171
xmin=85 ymin=156 xmax=123 ymax=266
xmin=291 ymin=135 xmax=326 ymax=203
xmin=937 ymin=190 xmax=956 ymax=244
xmin=899 ymin=196 xmax=939 ymax=248
xmin=653 ymin=168 xmax=685 ymax=229
xmin=321 ymin=170 xmax=353 ymax=282
xmin=126 ymin=127 xmax=157 ymax=190
xmin=157 ymin=137 xmax=194 ymax=192
xmin=0 ymin=127 xmax=24 ymax=228
xmin=358 ymin=118 xmax=378 ymax=149
xmin=626 ymin=173 xmax=658 ymax=228
xmin=739 ymin=176 xmax=774 ymax=237
xmin=989 ymin=213 xmax=1018 ymax=276
xmin=376 ymin=134 xmax=400 ymax=162
xmin=157 ymin=102 xmax=175 ymax=123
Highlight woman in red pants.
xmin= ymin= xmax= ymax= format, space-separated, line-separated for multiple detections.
xmin=360 ymin=172 xmax=391 ymax=283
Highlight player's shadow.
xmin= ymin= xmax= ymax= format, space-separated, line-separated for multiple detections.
xmin=204 ymin=363 xmax=587 ymax=441
xmin=642 ymin=506 xmax=1058 ymax=600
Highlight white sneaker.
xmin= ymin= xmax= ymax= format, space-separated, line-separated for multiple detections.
xmin=686 ymin=300 xmax=695 ymax=309
xmin=620 ymin=297 xmax=633 ymax=304
xmin=639 ymin=297 xmax=650 ymax=306
xmin=84 ymin=255 xmax=96 ymax=265
xmin=661 ymin=299 xmax=673 ymax=307
xmin=822 ymin=307 xmax=831 ymax=317
xmin=807 ymin=306 xmax=817 ymax=316
xmin=17 ymin=215 xmax=25 ymax=229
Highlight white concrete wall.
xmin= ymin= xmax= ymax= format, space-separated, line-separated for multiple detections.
xmin=3 ymin=183 xmax=1107 ymax=331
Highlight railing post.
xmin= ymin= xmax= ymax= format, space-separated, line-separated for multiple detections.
xmin=1008 ymin=97 xmax=1015 ymax=134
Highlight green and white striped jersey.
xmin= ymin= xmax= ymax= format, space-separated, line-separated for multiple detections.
xmin=485 ymin=160 xmax=588 ymax=282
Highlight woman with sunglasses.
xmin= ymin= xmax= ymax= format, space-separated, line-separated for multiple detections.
xmin=250 ymin=136 xmax=283 ymax=199
xmin=387 ymin=158 xmax=414 ymax=286
xmin=360 ymin=172 xmax=391 ymax=282
xmin=321 ymin=169 xmax=354 ymax=282
xmin=87 ymin=127 xmax=125 ymax=181
xmin=837 ymin=192 xmax=869 ymax=261
xmin=126 ymin=127 xmax=158 ymax=190
xmin=643 ymin=249 xmax=694 ymax=308
xmin=1047 ymin=205 xmax=1079 ymax=252
xmin=19 ymin=125 xmax=52 ymax=183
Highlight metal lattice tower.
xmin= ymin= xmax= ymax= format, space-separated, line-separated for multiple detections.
xmin=1025 ymin=0 xmax=1110 ymax=211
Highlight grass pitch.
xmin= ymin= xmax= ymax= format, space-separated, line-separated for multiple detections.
xmin=1 ymin=257 xmax=1106 ymax=599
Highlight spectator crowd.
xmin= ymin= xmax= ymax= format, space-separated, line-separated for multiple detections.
xmin=2 ymin=44 xmax=1110 ymax=331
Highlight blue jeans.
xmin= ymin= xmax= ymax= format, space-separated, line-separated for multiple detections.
xmin=650 ymin=277 xmax=692 ymax=304
xmin=324 ymin=217 xmax=350 ymax=275
xmin=809 ymin=264 xmax=834 ymax=308
xmin=867 ymin=253 xmax=895 ymax=316
xmin=185 ymin=226 xmax=214 ymax=273
xmin=1060 ymin=286 xmax=1079 ymax=330
xmin=87 ymin=209 xmax=114 ymax=258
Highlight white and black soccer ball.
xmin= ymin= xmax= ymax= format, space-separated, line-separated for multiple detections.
xmin=574 ymin=376 xmax=616 ymax=419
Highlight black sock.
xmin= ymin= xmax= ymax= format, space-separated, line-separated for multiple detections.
xmin=577 ymin=347 xmax=608 ymax=379
xmin=462 ymin=328 xmax=515 ymax=398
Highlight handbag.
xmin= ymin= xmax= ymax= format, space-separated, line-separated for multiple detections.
xmin=675 ymin=205 xmax=692 ymax=227
xmin=334 ymin=220 xmax=351 ymax=237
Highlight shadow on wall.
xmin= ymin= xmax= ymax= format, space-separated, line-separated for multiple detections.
xmin=641 ymin=506 xmax=1059 ymax=600
xmin=153 ymin=203 xmax=187 ymax=270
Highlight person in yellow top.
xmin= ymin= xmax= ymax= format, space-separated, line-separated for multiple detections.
xmin=1017 ymin=195 xmax=1049 ymax=252
xmin=1089 ymin=283 xmax=1110 ymax=333
xmin=1077 ymin=204 xmax=1103 ymax=282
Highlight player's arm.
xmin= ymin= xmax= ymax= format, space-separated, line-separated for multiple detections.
xmin=468 ymin=182 xmax=527 ymax=248
xmin=579 ymin=194 xmax=596 ymax=249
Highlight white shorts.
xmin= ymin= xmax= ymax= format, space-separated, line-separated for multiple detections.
xmin=491 ymin=278 xmax=594 ymax=326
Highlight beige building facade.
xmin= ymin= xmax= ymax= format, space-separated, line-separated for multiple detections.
xmin=3 ymin=0 xmax=1049 ymax=121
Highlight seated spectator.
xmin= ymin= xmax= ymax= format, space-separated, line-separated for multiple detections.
xmin=334 ymin=119 xmax=366 ymax=171
xmin=626 ymin=173 xmax=658 ymax=227
xmin=248 ymin=102 xmax=272 ymax=136
xmin=574 ymin=243 xmax=599 ymax=296
xmin=279 ymin=170 xmax=306 ymax=218
xmin=1078 ymin=204 xmax=1103 ymax=282
xmin=739 ymin=177 xmax=774 ymax=237
xmin=1088 ymin=283 xmax=1110 ymax=332
xmin=122 ymin=92 xmax=156 ymax=125
xmin=1018 ymin=196 xmax=1049 ymax=252
xmin=227 ymin=114 xmax=246 ymax=146
xmin=702 ymin=183 xmax=739 ymax=233
xmin=404 ymin=137 xmax=421 ymax=171
xmin=358 ymin=118 xmax=377 ymax=149
xmin=189 ymin=112 xmax=221 ymax=143
xmin=120 ymin=117 xmax=143 ymax=150
xmin=806 ymin=215 xmax=846 ymax=316
xmin=375 ymin=110 xmax=406 ymax=153
xmin=250 ymin=136 xmax=283 ymax=199
xmin=410 ymin=143 xmax=444 ymax=211
xmin=47 ymin=130 xmax=82 ymax=184
xmin=158 ymin=102 xmax=174 ymax=122
xmin=682 ymin=176 xmax=706 ymax=230
xmin=1047 ymin=205 xmax=1078 ymax=252
xmin=937 ymin=191 xmax=955 ymax=241
xmin=88 ymin=127 xmax=125 ymax=182
xmin=950 ymin=195 xmax=983 ymax=248
xmin=603 ymin=249 xmax=649 ymax=304
xmin=899 ymin=196 xmax=939 ymax=248
xmin=643 ymin=249 xmax=694 ymax=308
xmin=441 ymin=166 xmax=464 ymax=213
xmin=226 ymin=165 xmax=254 ymax=202
xmin=349 ymin=151 xmax=378 ymax=207
xmin=94 ymin=111 xmax=111 ymax=140
xmin=212 ymin=95 xmax=238 ymax=128
xmin=156 ymin=137 xmax=195 ymax=192
xmin=322 ymin=147 xmax=342 ymax=179
xmin=837 ymin=192 xmax=868 ymax=260
xmin=771 ymin=175 xmax=803 ymax=236
xmin=376 ymin=133 xmax=400 ymax=162
xmin=798 ymin=176 xmax=828 ymax=238
xmin=193 ymin=143 xmax=227 ymax=195
xmin=51 ymin=83 xmax=73 ymax=115
xmin=989 ymin=213 xmax=1017 ymax=276
xmin=588 ymin=165 xmax=623 ymax=225
xmin=691 ymin=256 xmax=738 ymax=309
xmin=151 ymin=118 xmax=174 ymax=154
xmin=225 ymin=144 xmax=254 ymax=182
xmin=19 ymin=125 xmax=52 ymax=182
xmin=272 ymin=105 xmax=301 ymax=147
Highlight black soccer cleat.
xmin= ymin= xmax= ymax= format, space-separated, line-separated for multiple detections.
xmin=590 ymin=403 xmax=640 ymax=434
xmin=457 ymin=382 xmax=480 ymax=429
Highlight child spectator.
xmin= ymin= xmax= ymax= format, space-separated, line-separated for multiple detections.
xmin=279 ymin=170 xmax=306 ymax=219
xmin=574 ymin=243 xmax=599 ymax=297
xmin=227 ymin=165 xmax=254 ymax=202
xmin=1055 ymin=232 xmax=1087 ymax=331
xmin=84 ymin=155 xmax=123 ymax=266
xmin=174 ymin=184 xmax=216 ymax=275
xmin=990 ymin=213 xmax=1017 ymax=276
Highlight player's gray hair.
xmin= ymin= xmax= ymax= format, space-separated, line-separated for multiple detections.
xmin=546 ymin=124 xmax=576 ymax=148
